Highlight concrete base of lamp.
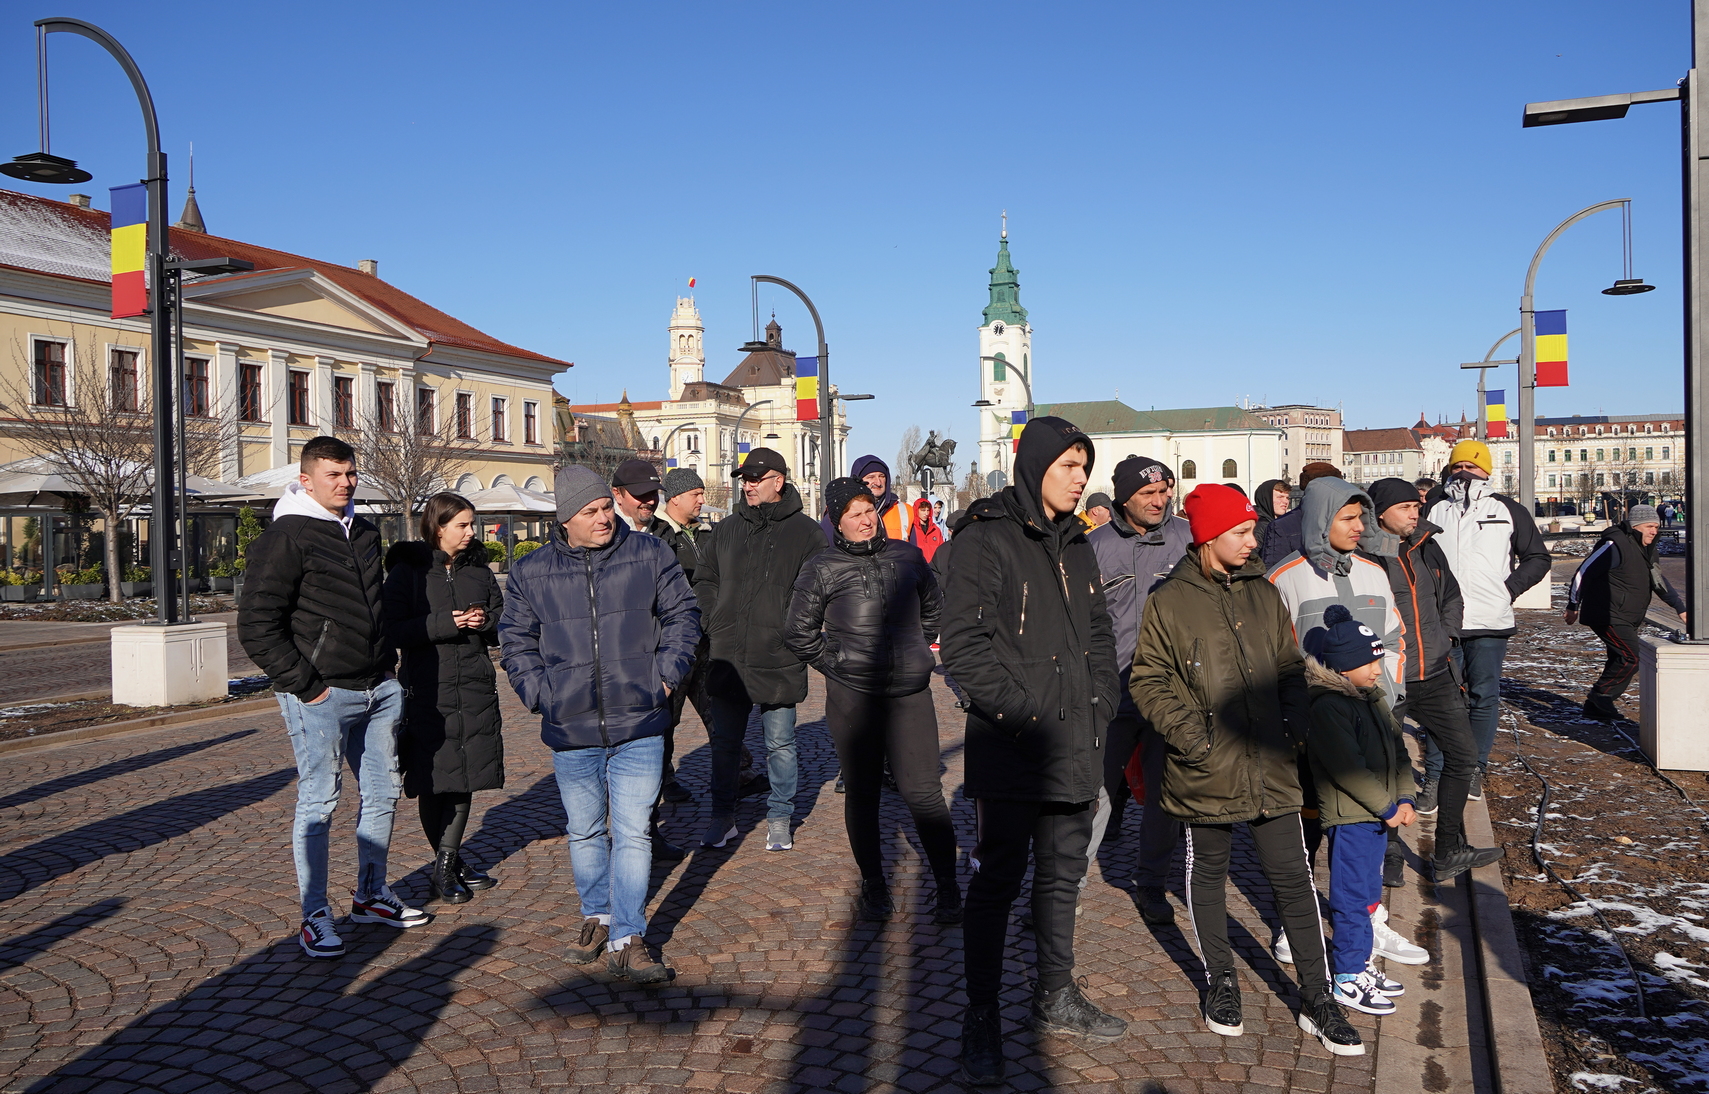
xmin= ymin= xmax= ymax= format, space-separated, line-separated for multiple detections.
xmin=1639 ymin=635 xmax=1709 ymax=771
xmin=1513 ymin=580 xmax=1553 ymax=611
xmin=110 ymin=621 xmax=229 ymax=707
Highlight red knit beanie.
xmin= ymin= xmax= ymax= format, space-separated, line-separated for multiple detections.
xmin=1183 ymin=484 xmax=1258 ymax=546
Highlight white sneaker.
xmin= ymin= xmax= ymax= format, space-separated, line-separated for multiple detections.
xmin=298 ymin=907 xmax=345 ymax=959
xmin=766 ymin=818 xmax=793 ymax=851
xmin=1333 ymin=970 xmax=1397 ymax=1015
xmin=1272 ymin=931 xmax=1294 ymax=965
xmin=1364 ymin=960 xmax=1405 ymax=997
xmin=349 ymin=885 xmax=430 ymax=928
xmin=1371 ymin=910 xmax=1428 ymax=964
xmin=700 ymin=814 xmax=738 ymax=848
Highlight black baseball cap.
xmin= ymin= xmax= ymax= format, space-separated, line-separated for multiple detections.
xmin=734 ymin=447 xmax=788 ymax=480
xmin=611 ymin=458 xmax=661 ymax=493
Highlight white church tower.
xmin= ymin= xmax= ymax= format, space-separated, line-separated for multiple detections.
xmin=668 ymin=295 xmax=705 ymax=400
xmin=977 ymin=217 xmax=1033 ymax=483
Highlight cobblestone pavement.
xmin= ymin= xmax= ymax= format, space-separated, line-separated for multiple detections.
xmin=0 ymin=670 xmax=1389 ymax=1093
xmin=0 ymin=615 xmax=258 ymax=706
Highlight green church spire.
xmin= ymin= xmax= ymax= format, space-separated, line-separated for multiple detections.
xmin=982 ymin=232 xmax=1028 ymax=328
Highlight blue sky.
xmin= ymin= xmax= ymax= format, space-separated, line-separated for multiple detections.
xmin=0 ymin=2 xmax=1691 ymax=465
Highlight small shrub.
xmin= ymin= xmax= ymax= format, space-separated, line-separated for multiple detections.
xmin=511 ymin=540 xmax=542 ymax=560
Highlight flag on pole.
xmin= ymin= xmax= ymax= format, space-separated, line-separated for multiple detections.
xmin=1485 ymin=389 xmax=1509 ymax=438
xmin=1535 ymin=310 xmax=1569 ymax=387
xmin=1010 ymin=409 xmax=1028 ymax=452
xmin=110 ymin=184 xmax=147 ymax=318
xmin=795 ymin=356 xmax=820 ymax=421
xmin=687 ymin=277 xmax=696 ymax=289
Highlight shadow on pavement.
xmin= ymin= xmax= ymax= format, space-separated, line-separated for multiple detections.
xmin=0 ymin=767 xmax=295 ymax=903
xmin=0 ymin=729 xmax=258 ymax=812
xmin=0 ymin=898 xmax=126 ymax=976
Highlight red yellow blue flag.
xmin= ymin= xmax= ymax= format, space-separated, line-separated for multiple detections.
xmin=110 ymin=184 xmax=147 ymax=318
xmin=1485 ymin=389 xmax=1508 ymax=439
xmin=795 ymin=357 xmax=819 ymax=421
xmin=1535 ymin=310 xmax=1568 ymax=387
xmin=1010 ymin=409 xmax=1028 ymax=452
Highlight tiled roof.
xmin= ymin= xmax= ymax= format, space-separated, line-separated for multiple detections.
xmin=570 ymin=400 xmax=665 ymax=412
xmin=1343 ymin=428 xmax=1422 ymax=453
xmin=0 ymin=188 xmax=569 ymax=367
xmin=1034 ymin=402 xmax=1277 ymax=434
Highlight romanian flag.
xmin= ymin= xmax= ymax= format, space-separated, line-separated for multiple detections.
xmin=1010 ymin=409 xmax=1028 ymax=452
xmin=1535 ymin=310 xmax=1568 ymax=387
xmin=687 ymin=277 xmax=696 ymax=289
xmin=1486 ymin=389 xmax=1509 ymax=439
xmin=795 ymin=356 xmax=819 ymax=421
xmin=110 ymin=184 xmax=147 ymax=318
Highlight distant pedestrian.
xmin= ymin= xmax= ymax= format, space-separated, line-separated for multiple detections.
xmin=826 ymin=455 xmax=912 ymax=544
xmin=499 ymin=465 xmax=700 ymax=983
xmin=1260 ymin=462 xmax=1343 ymax=569
xmin=611 ymin=458 xmax=662 ymax=533
xmin=785 ymin=478 xmax=960 ymax=925
xmin=1413 ymin=477 xmax=1436 ymax=503
xmin=1131 ymin=484 xmax=1361 ymax=1056
xmin=382 ymin=493 xmax=506 ymax=905
xmin=932 ymin=508 xmax=967 ymax=595
xmin=1567 ymin=504 xmax=1687 ymax=721
xmin=696 ymin=448 xmax=827 ymax=852
xmin=942 ymin=417 xmax=1126 ymax=1084
xmin=1080 ymin=491 xmax=1114 ymax=530
xmin=1252 ymin=477 xmax=1290 ymax=549
xmin=239 ymin=435 xmax=426 ymax=959
xmin=910 ymin=496 xmax=946 ymax=561
xmin=647 ymin=467 xmax=712 ymax=817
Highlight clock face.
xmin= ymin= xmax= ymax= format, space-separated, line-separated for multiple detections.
xmin=992 ymin=323 xmax=1005 ymax=335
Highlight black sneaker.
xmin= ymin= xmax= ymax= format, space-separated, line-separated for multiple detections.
xmin=1432 ymin=843 xmax=1504 ymax=882
xmin=1299 ymin=995 xmax=1365 ymax=1056
xmin=651 ymin=828 xmax=687 ymax=862
xmin=661 ymin=778 xmax=694 ymax=804
xmin=1467 ymin=768 xmax=1484 ymax=801
xmin=857 ymin=878 xmax=893 ymax=922
xmin=1383 ymin=841 xmax=1406 ymax=888
xmin=1414 ymin=778 xmax=1439 ymax=816
xmin=834 ymin=772 xmax=845 ymax=794
xmin=1202 ymin=968 xmax=1243 ymax=1036
xmin=1137 ymin=885 xmax=1174 ymax=926
xmin=933 ymin=879 xmax=963 ymax=926
xmin=1031 ymin=980 xmax=1127 ymax=1042
xmin=959 ymin=1003 xmax=1004 ymax=1086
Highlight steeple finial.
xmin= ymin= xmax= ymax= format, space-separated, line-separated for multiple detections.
xmin=174 ymin=141 xmax=205 ymax=233
xmin=1001 ymin=209 xmax=1007 ymax=240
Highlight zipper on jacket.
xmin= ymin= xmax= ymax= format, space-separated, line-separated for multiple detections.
xmin=444 ymin=564 xmax=464 ymax=713
xmin=1019 ymin=582 xmax=1028 ymax=634
xmin=310 ymin=619 xmax=330 ymax=664
xmin=584 ymin=554 xmax=611 ymax=745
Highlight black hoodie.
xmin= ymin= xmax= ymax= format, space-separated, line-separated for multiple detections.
xmin=939 ymin=416 xmax=1120 ymax=802
xmin=1253 ymin=478 xmax=1288 ymax=553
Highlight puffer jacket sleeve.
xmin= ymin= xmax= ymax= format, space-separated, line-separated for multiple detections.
xmin=381 ymin=565 xmax=458 ymax=649
xmin=498 ymin=565 xmax=547 ymax=714
xmin=1501 ymin=497 xmax=1551 ymax=599
xmin=480 ymin=569 xmax=504 ymax=649
xmin=692 ymin=524 xmax=722 ymax=633
xmin=652 ymin=550 xmax=701 ymax=691
xmin=782 ymin=557 xmax=830 ymax=667
xmin=1432 ymin=539 xmax=1465 ymax=638
xmin=1130 ymin=587 xmax=1211 ymax=758
xmin=1308 ymin=694 xmax=1400 ymax=819
xmin=917 ymin=556 xmax=944 ymax=645
xmin=237 ymin=526 xmax=322 ymax=701
xmin=939 ymin=526 xmax=1036 ymax=731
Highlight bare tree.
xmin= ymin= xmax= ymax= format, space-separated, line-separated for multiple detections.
xmin=895 ymin=425 xmax=921 ymax=488
xmin=957 ymin=464 xmax=990 ymax=511
xmin=344 ymin=403 xmax=476 ymax=536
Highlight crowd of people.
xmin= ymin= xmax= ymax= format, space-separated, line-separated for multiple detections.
xmin=234 ymin=425 xmax=1687 ymax=1085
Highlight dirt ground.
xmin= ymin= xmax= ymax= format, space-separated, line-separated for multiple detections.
xmin=0 ymin=676 xmax=273 ymax=743
xmin=0 ymin=594 xmax=234 ymax=622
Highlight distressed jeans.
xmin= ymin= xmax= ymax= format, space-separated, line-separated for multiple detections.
xmin=278 ymin=679 xmax=406 ymax=919
xmin=552 ymin=735 xmax=664 ymax=944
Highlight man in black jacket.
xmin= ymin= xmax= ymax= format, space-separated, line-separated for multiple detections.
xmin=647 ymin=467 xmax=709 ymax=809
xmin=694 ymin=448 xmax=827 ymax=854
xmin=1567 ymin=504 xmax=1687 ymax=721
xmin=941 ymin=417 xmax=1126 ymax=1082
xmin=1260 ymin=462 xmax=1342 ymax=569
xmin=238 ymin=436 xmax=425 ymax=960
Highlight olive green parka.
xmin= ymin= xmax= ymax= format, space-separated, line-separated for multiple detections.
xmin=1129 ymin=547 xmax=1311 ymax=824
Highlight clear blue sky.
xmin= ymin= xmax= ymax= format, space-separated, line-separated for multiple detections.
xmin=0 ymin=2 xmax=1691 ymax=465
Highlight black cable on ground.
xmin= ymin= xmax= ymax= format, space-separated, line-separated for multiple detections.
xmin=1500 ymin=702 xmax=1650 ymax=1023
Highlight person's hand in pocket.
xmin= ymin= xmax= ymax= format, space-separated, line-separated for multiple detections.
xmin=305 ymin=689 xmax=331 ymax=705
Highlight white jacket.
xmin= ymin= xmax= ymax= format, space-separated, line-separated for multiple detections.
xmin=1425 ymin=478 xmax=1550 ymax=637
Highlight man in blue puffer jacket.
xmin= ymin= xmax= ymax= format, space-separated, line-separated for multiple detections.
xmin=500 ymin=464 xmax=700 ymax=984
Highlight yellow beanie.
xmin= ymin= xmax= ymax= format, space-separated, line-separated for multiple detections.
xmin=1448 ymin=439 xmax=1493 ymax=475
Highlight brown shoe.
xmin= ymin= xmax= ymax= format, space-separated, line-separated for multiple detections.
xmin=565 ymin=918 xmax=609 ymax=963
xmin=606 ymin=938 xmax=671 ymax=984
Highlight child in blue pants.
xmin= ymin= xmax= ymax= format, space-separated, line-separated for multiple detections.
xmin=1303 ymin=604 xmax=1417 ymax=1015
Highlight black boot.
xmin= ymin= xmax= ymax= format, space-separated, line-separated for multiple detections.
xmin=1031 ymin=979 xmax=1127 ymax=1041
xmin=857 ymin=878 xmax=893 ymax=922
xmin=432 ymin=848 xmax=473 ymax=904
xmin=651 ymin=824 xmax=687 ymax=862
xmin=932 ymin=875 xmax=963 ymax=926
xmin=959 ymin=1003 xmax=1004 ymax=1086
xmin=1383 ymin=840 xmax=1406 ymax=888
xmin=457 ymin=853 xmax=496 ymax=891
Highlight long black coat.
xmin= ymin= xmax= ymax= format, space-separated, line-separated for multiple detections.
xmin=783 ymin=533 xmax=943 ymax=697
xmin=383 ymin=542 xmax=505 ymax=796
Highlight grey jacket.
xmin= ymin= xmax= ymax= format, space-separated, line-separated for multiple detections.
xmin=1088 ymin=510 xmax=1193 ymax=718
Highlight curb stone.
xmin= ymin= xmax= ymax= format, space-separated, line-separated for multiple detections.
xmin=0 ymin=694 xmax=276 ymax=755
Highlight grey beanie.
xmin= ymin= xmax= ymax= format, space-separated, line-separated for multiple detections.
xmin=1628 ymin=504 xmax=1661 ymax=526
xmin=661 ymin=467 xmax=704 ymax=501
xmin=555 ymin=464 xmax=613 ymax=523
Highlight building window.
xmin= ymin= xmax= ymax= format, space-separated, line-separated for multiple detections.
xmin=376 ymin=381 xmax=396 ymax=432
xmin=34 ymin=340 xmax=67 ymax=406
xmin=1627 ymin=471 xmax=1638 ymax=486
xmin=1547 ymin=474 xmax=1557 ymax=488
xmin=416 ymin=387 xmax=436 ymax=434
xmin=1504 ymin=450 xmax=1513 ymax=465
xmin=1222 ymin=459 xmax=1238 ymax=478
xmin=686 ymin=431 xmax=700 ymax=452
xmin=1596 ymin=449 xmax=1605 ymax=461
xmin=1595 ymin=472 xmax=1606 ymax=487
xmin=1547 ymin=450 xmax=1556 ymax=462
xmin=992 ymin=353 xmax=1007 ymax=381
xmin=185 ymin=357 xmax=210 ymax=417
xmin=287 ymin=370 xmax=310 ymax=425
xmin=333 ymin=375 xmax=354 ymax=429
xmin=491 ymin=396 xmax=507 ymax=441
xmin=1562 ymin=449 xmax=1572 ymax=462
xmin=1662 ymin=446 xmax=1671 ymax=460
xmin=1645 ymin=447 xmax=1654 ymax=461
xmin=1547 ymin=428 xmax=1556 ymax=437
xmin=1580 ymin=449 xmax=1588 ymax=462
xmin=1181 ymin=460 xmax=1198 ymax=480
xmin=1646 ymin=471 xmax=1656 ymax=485
xmin=1626 ymin=447 xmax=1636 ymax=461
xmin=455 ymin=392 xmax=473 ymax=439
xmin=1663 ymin=471 xmax=1674 ymax=485
xmin=523 ymin=400 xmax=538 ymax=444
xmin=109 ymin=349 xmax=138 ymax=412
xmin=240 ymin=363 xmax=263 ymax=422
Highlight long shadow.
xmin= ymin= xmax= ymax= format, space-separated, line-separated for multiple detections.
xmin=30 ymin=923 xmax=498 ymax=1093
xmin=0 ymin=898 xmax=125 ymax=976
xmin=1499 ymin=679 xmax=1655 ymax=763
xmin=389 ymin=771 xmax=565 ymax=900
xmin=0 ymin=730 xmax=258 ymax=813
xmin=0 ymin=767 xmax=294 ymax=903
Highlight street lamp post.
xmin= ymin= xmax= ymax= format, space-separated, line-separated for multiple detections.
xmin=1459 ymin=328 xmax=1521 ymax=440
xmin=727 ymin=400 xmax=773 ymax=479
xmin=751 ymin=276 xmax=835 ymax=492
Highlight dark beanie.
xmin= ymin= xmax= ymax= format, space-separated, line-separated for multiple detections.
xmin=824 ymin=477 xmax=870 ymax=524
xmin=1304 ymin=603 xmax=1385 ymax=672
xmin=1298 ymin=461 xmax=1342 ymax=490
xmin=1368 ymin=477 xmax=1419 ymax=517
xmin=1113 ymin=456 xmax=1173 ymax=504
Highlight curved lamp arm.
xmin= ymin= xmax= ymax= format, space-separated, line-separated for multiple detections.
xmin=36 ymin=18 xmax=160 ymax=160
xmin=1524 ymin=199 xmax=1629 ymax=300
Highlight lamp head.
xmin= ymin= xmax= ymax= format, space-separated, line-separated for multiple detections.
xmin=1 ymin=151 xmax=92 ymax=185
xmin=1602 ymin=279 xmax=1656 ymax=296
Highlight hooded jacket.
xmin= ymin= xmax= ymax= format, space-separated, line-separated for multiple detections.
xmin=695 ymin=482 xmax=828 ymax=706
xmin=1130 ymin=548 xmax=1311 ymax=824
xmin=1260 ymin=507 xmax=1306 ymax=570
xmin=1266 ymin=478 xmax=1407 ymax=707
xmin=939 ymin=417 xmax=1119 ymax=803
xmin=1304 ymin=656 xmax=1415 ymax=827
xmin=824 ymin=455 xmax=912 ymax=545
xmin=382 ymin=541 xmax=505 ymax=795
xmin=1425 ymin=476 xmax=1550 ymax=637
xmin=1253 ymin=478 xmax=1289 ymax=555
xmin=646 ymin=510 xmax=702 ymax=583
xmin=1568 ymin=522 xmax=1685 ymax=628
xmin=783 ymin=529 xmax=942 ymax=697
xmin=499 ymin=521 xmax=700 ymax=750
xmin=238 ymin=482 xmax=391 ymax=701
xmin=1088 ymin=508 xmax=1193 ymax=718
xmin=909 ymin=497 xmax=945 ymax=562
xmin=1362 ymin=519 xmax=1462 ymax=683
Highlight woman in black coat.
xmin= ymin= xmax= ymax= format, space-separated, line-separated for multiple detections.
xmin=382 ymin=492 xmax=505 ymax=903
xmin=784 ymin=477 xmax=959 ymax=924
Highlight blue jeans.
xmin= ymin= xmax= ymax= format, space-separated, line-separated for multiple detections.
xmin=1326 ymin=821 xmax=1387 ymax=977
xmin=278 ymin=680 xmax=406 ymax=919
xmin=552 ymin=735 xmax=664 ymax=944
xmin=708 ymin=695 xmax=798 ymax=820
xmin=1427 ymin=636 xmax=1508 ymax=779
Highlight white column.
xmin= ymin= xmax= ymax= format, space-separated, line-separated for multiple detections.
xmin=358 ymin=361 xmax=377 ymax=423
xmin=314 ymin=356 xmax=335 ymax=431
xmin=216 ymin=342 xmax=241 ymax=482
xmin=269 ymin=349 xmax=290 ymax=469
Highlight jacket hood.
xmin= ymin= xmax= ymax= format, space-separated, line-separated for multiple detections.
xmin=996 ymin=415 xmax=1096 ymax=549
xmin=1300 ymin=477 xmax=1396 ymax=575
xmin=850 ymin=454 xmax=890 ymax=487
xmin=274 ymin=481 xmax=353 ymax=528
xmin=1304 ymin=654 xmax=1361 ymax=696
xmin=1254 ymin=479 xmax=1288 ymax=522
xmin=739 ymin=481 xmax=806 ymax=525
xmin=1445 ymin=473 xmax=1498 ymax=508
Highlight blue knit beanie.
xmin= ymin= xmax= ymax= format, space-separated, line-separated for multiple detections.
xmin=1304 ymin=603 xmax=1385 ymax=672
